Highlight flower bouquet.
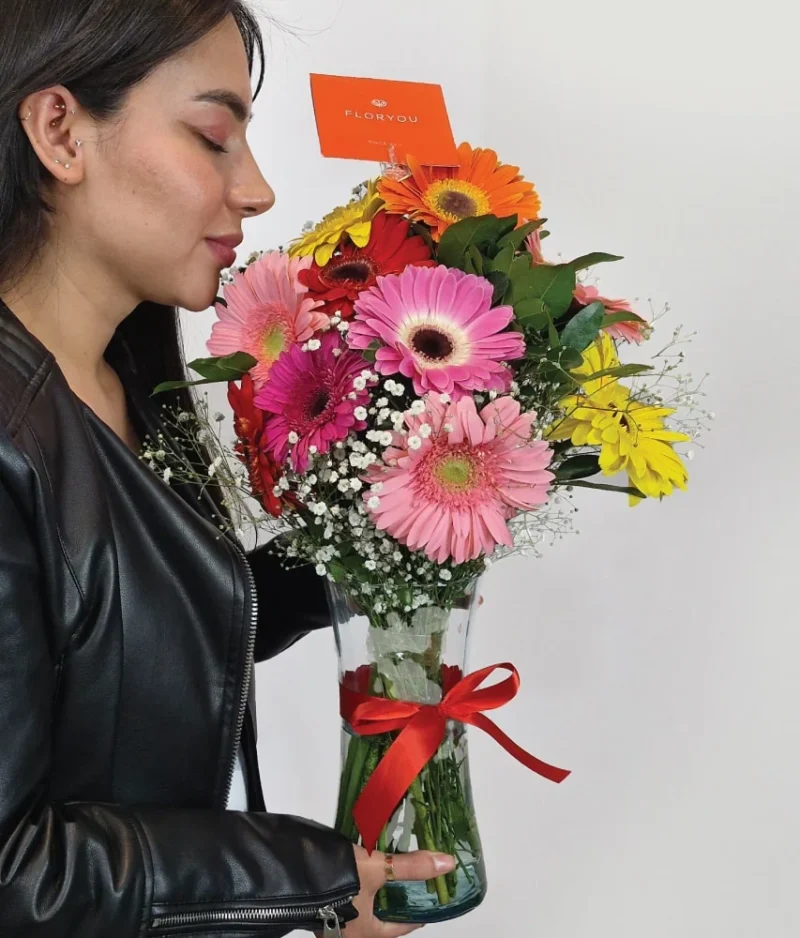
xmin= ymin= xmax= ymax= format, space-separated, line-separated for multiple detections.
xmin=147 ymin=141 xmax=711 ymax=924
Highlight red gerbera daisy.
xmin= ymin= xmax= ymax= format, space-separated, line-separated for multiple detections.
xmin=297 ymin=211 xmax=435 ymax=321
xmin=227 ymin=373 xmax=292 ymax=518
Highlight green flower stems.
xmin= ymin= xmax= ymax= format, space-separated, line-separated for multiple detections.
xmin=336 ymin=696 xmax=481 ymax=908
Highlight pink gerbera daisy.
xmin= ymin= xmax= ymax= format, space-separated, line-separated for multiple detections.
xmin=207 ymin=252 xmax=330 ymax=390
xmin=254 ymin=330 xmax=371 ymax=473
xmin=347 ymin=265 xmax=525 ymax=400
xmin=574 ymin=284 xmax=650 ymax=345
xmin=363 ymin=394 xmax=554 ymax=565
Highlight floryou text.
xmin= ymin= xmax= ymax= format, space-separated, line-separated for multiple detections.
xmin=344 ymin=109 xmax=419 ymax=122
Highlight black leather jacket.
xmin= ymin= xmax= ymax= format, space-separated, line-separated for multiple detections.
xmin=0 ymin=298 xmax=360 ymax=936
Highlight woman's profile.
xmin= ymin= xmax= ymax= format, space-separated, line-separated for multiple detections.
xmin=0 ymin=2 xmax=454 ymax=935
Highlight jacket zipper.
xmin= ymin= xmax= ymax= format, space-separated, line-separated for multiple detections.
xmin=129 ymin=380 xmax=258 ymax=809
xmin=150 ymin=896 xmax=354 ymax=931
xmin=222 ymin=541 xmax=259 ymax=808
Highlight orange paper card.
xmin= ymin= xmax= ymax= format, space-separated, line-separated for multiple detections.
xmin=310 ymin=74 xmax=459 ymax=167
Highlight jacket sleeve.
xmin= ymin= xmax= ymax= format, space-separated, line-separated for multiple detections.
xmin=246 ymin=538 xmax=333 ymax=663
xmin=0 ymin=460 xmax=359 ymax=937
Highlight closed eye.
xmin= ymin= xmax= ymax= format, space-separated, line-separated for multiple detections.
xmin=197 ymin=132 xmax=229 ymax=154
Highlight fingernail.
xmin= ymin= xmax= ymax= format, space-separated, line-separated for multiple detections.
xmin=432 ymin=853 xmax=456 ymax=873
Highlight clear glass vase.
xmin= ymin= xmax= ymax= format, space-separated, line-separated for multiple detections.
xmin=324 ymin=576 xmax=488 ymax=925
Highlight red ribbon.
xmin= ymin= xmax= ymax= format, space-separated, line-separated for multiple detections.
xmin=339 ymin=662 xmax=571 ymax=854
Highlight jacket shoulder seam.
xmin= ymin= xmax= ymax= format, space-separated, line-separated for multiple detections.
xmin=3 ymin=353 xmax=55 ymax=439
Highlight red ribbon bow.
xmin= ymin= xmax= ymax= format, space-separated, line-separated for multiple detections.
xmin=339 ymin=662 xmax=571 ymax=854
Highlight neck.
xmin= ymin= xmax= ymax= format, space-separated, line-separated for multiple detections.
xmin=0 ymin=250 xmax=140 ymax=388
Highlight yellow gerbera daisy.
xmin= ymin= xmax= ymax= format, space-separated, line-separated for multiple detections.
xmin=548 ymin=333 xmax=690 ymax=505
xmin=377 ymin=141 xmax=542 ymax=241
xmin=288 ymin=180 xmax=384 ymax=266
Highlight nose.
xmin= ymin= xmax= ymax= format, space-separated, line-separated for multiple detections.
xmin=232 ymin=150 xmax=276 ymax=218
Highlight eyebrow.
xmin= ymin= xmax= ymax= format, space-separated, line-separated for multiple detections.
xmin=192 ymin=89 xmax=254 ymax=124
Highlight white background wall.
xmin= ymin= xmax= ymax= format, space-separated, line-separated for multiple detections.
xmin=182 ymin=2 xmax=800 ymax=934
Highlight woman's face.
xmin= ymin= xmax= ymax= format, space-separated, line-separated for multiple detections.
xmin=46 ymin=15 xmax=275 ymax=314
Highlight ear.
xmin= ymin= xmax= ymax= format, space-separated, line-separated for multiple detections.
xmin=18 ymin=86 xmax=86 ymax=185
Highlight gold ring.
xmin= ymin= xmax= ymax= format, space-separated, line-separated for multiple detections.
xmin=384 ymin=853 xmax=396 ymax=882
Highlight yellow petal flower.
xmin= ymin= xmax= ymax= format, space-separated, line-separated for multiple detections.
xmin=289 ymin=180 xmax=384 ymax=267
xmin=549 ymin=333 xmax=691 ymax=504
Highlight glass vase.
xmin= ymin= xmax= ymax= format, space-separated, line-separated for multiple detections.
xmin=324 ymin=576 xmax=488 ymax=925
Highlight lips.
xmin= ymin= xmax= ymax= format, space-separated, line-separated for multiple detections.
xmin=206 ymin=239 xmax=237 ymax=268
xmin=208 ymin=233 xmax=244 ymax=249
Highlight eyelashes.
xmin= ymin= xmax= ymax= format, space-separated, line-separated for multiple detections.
xmin=197 ymin=132 xmax=229 ymax=155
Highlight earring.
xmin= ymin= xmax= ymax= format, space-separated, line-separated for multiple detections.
xmin=20 ymin=105 xmax=75 ymax=123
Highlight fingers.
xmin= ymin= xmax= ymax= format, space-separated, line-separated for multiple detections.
xmin=354 ymin=845 xmax=457 ymax=892
xmin=382 ymin=850 xmax=456 ymax=884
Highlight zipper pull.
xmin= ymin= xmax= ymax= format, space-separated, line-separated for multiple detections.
xmin=318 ymin=905 xmax=343 ymax=936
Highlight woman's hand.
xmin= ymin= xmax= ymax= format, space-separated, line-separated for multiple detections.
xmin=316 ymin=845 xmax=457 ymax=937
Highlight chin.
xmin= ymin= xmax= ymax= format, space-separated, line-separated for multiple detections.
xmin=178 ymin=277 xmax=223 ymax=313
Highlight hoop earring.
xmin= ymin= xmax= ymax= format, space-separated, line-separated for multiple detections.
xmin=20 ymin=105 xmax=76 ymax=122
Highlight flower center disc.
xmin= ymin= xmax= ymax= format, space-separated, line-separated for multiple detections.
xmin=307 ymin=389 xmax=331 ymax=419
xmin=434 ymin=455 xmax=475 ymax=491
xmin=425 ymin=179 xmax=492 ymax=223
xmin=261 ymin=323 xmax=287 ymax=361
xmin=412 ymin=326 xmax=455 ymax=362
xmin=326 ymin=259 xmax=373 ymax=286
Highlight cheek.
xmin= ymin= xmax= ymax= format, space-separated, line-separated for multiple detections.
xmin=114 ymin=136 xmax=224 ymax=237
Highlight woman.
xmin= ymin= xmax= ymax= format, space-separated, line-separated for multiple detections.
xmin=0 ymin=2 xmax=456 ymax=935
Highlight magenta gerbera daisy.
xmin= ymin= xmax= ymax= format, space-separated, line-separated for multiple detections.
xmin=207 ymin=252 xmax=329 ymax=390
xmin=363 ymin=394 xmax=554 ymax=565
xmin=254 ymin=330 xmax=371 ymax=473
xmin=347 ymin=265 xmax=525 ymax=400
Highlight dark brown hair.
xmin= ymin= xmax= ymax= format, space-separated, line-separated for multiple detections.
xmin=0 ymin=0 xmax=268 ymax=522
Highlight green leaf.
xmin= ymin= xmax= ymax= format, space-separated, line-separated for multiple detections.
xmin=567 ymin=252 xmax=624 ymax=272
xmin=485 ymin=271 xmax=510 ymax=306
xmin=508 ymin=263 xmax=576 ymax=318
xmin=151 ymin=377 xmax=222 ymax=396
xmin=493 ymin=214 xmax=520 ymax=240
xmin=409 ymin=221 xmax=436 ymax=253
xmin=514 ymin=296 xmax=548 ymax=320
xmin=327 ymin=560 xmax=349 ymax=584
xmin=489 ymin=243 xmax=515 ymax=276
xmin=436 ymin=215 xmax=517 ymax=269
xmin=577 ymin=363 xmax=654 ymax=383
xmin=558 ymin=478 xmax=645 ymax=497
xmin=547 ymin=346 xmax=584 ymax=369
xmin=361 ymin=341 xmax=381 ymax=364
xmin=496 ymin=217 xmax=547 ymax=252
xmin=555 ymin=454 xmax=602 ymax=481
xmin=602 ymin=311 xmax=645 ymax=325
xmin=466 ymin=244 xmax=484 ymax=275
xmin=560 ymin=301 xmax=605 ymax=351
xmin=151 ymin=350 xmax=259 ymax=395
xmin=186 ymin=351 xmax=259 ymax=382
xmin=548 ymin=319 xmax=560 ymax=348
xmin=514 ymin=297 xmax=549 ymax=328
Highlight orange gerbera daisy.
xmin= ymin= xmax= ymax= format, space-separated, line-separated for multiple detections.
xmin=377 ymin=141 xmax=542 ymax=240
